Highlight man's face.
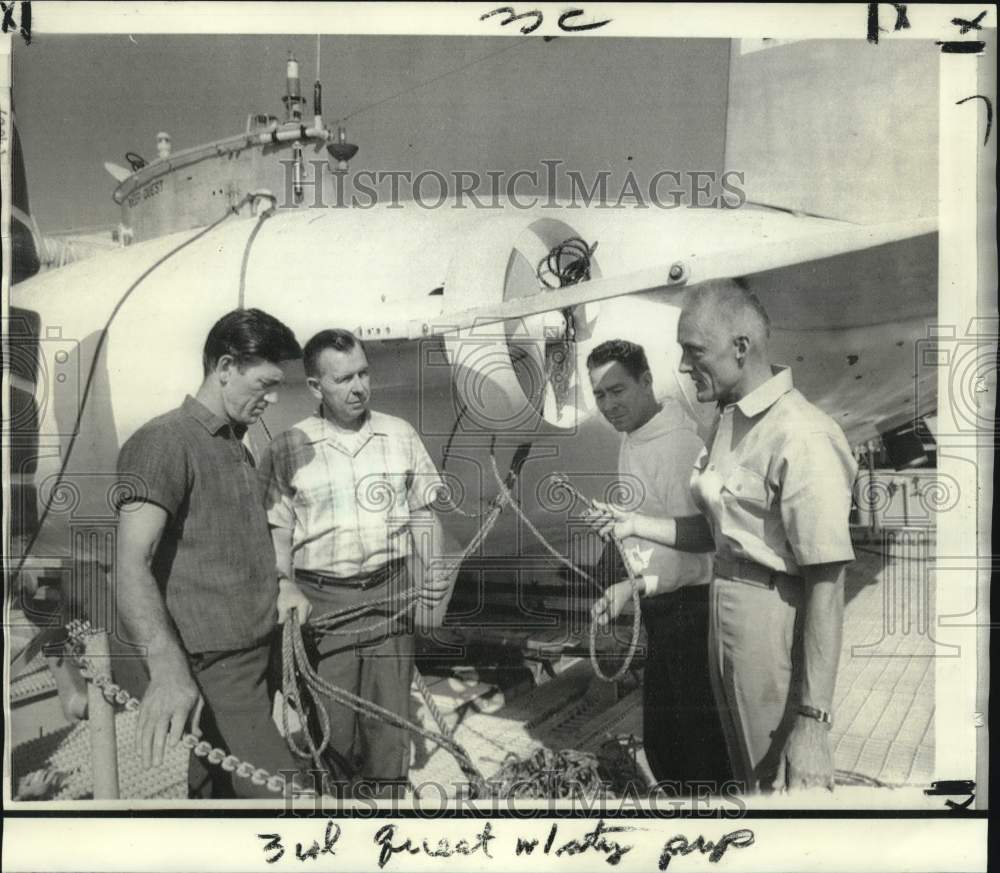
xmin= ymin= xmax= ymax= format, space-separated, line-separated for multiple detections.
xmin=588 ymin=360 xmax=654 ymax=433
xmin=220 ymin=357 xmax=285 ymax=426
xmin=308 ymin=345 xmax=371 ymax=426
xmin=677 ymin=305 xmax=740 ymax=404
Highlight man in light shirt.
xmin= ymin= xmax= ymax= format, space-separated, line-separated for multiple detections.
xmin=259 ymin=329 xmax=450 ymax=794
xmin=593 ymin=282 xmax=856 ymax=792
xmin=585 ymin=339 xmax=730 ymax=791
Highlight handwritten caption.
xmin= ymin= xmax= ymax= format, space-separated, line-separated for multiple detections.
xmin=257 ymin=819 xmax=754 ymax=869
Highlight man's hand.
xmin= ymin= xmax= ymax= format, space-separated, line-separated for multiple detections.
xmin=276 ymin=578 xmax=312 ymax=625
xmin=582 ymin=501 xmax=637 ymax=541
xmin=775 ymin=716 xmax=834 ymax=791
xmin=414 ymin=560 xmax=459 ymax=632
xmin=137 ymin=657 xmax=202 ymax=769
xmin=591 ymin=579 xmax=642 ymax=629
xmin=417 ymin=572 xmax=454 ymax=605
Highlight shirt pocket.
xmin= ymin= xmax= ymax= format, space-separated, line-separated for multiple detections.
xmin=721 ymin=465 xmax=771 ymax=512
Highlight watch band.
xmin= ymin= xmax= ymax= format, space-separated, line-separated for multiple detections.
xmin=797 ymin=704 xmax=833 ymax=725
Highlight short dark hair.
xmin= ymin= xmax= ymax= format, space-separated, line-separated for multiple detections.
xmin=202 ymin=308 xmax=301 ymax=376
xmin=586 ymin=339 xmax=650 ymax=380
xmin=303 ymin=328 xmax=367 ymax=378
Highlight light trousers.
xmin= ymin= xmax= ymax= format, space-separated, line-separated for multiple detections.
xmin=708 ymin=574 xmax=804 ymax=791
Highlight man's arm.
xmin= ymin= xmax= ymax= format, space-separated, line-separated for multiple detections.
xmin=270 ymin=524 xmax=312 ymax=625
xmin=779 ymin=560 xmax=845 ymax=790
xmin=588 ymin=506 xmax=715 ymax=552
xmin=116 ymin=501 xmax=201 ymax=768
xmin=774 ymin=429 xmax=855 ymax=790
xmin=259 ymin=441 xmax=311 ymax=626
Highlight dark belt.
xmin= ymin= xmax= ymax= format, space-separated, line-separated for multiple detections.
xmin=295 ymin=558 xmax=407 ymax=592
xmin=714 ymin=555 xmax=800 ymax=589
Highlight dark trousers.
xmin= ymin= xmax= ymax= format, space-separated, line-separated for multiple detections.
xmin=640 ymin=584 xmax=732 ymax=792
xmin=298 ymin=570 xmax=415 ymax=789
xmin=187 ymin=638 xmax=300 ymax=799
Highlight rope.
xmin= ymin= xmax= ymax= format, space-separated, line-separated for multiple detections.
xmin=491 ymin=747 xmax=608 ymax=799
xmin=488 ymin=453 xmax=592 ymax=583
xmin=281 ymin=612 xmax=488 ymax=795
xmin=62 ymin=448 xmax=638 ymax=798
xmin=274 ymin=448 xmax=530 ymax=795
xmin=536 ymin=237 xmax=597 ymax=289
xmin=549 ymin=475 xmax=643 ymax=682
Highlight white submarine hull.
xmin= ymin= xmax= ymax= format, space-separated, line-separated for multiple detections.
xmin=9 ymin=204 xmax=937 ymax=592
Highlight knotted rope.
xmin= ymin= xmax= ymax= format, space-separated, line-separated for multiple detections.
xmin=548 ymin=474 xmax=643 ymax=682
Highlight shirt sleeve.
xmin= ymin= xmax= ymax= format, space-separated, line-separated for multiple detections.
xmin=257 ymin=438 xmax=295 ymax=531
xmin=778 ymin=430 xmax=858 ymax=566
xmin=407 ymin=427 xmax=445 ymax=512
xmin=640 ymin=426 xmax=710 ymax=597
xmin=115 ymin=423 xmax=190 ymax=519
xmin=657 ymin=427 xmax=705 ymax=518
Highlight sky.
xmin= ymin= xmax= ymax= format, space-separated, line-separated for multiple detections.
xmin=11 ymin=34 xmax=730 ymax=234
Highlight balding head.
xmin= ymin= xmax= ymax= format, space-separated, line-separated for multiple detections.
xmin=676 ymin=279 xmax=774 ymax=405
xmin=682 ymin=279 xmax=771 ymax=349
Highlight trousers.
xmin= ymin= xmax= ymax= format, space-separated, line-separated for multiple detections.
xmin=297 ymin=567 xmax=415 ymax=788
xmin=640 ymin=584 xmax=731 ymax=792
xmin=708 ymin=574 xmax=804 ymax=791
xmin=187 ymin=637 xmax=300 ymax=799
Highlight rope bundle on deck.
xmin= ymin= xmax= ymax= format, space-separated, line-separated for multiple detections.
xmin=491 ymin=747 xmax=609 ymax=799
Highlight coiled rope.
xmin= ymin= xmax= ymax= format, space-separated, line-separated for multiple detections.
xmin=536 ymin=237 xmax=598 ymax=289
xmin=277 ymin=445 xmax=530 ymax=796
xmin=549 ymin=474 xmax=643 ymax=682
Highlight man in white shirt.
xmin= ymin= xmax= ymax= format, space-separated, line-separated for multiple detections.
xmin=586 ymin=339 xmax=730 ymax=791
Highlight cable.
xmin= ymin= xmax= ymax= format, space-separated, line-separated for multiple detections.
xmin=237 ymin=201 xmax=274 ymax=309
xmin=12 ymin=198 xmax=251 ymax=583
xmin=536 ymin=237 xmax=597 ymax=289
xmin=337 ymin=38 xmax=536 ymax=125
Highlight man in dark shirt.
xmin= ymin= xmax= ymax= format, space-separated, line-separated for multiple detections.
xmin=115 ymin=308 xmax=305 ymax=799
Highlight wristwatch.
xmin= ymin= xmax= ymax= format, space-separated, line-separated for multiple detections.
xmin=797 ymin=704 xmax=833 ymax=726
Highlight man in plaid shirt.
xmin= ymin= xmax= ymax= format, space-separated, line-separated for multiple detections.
xmin=259 ymin=328 xmax=451 ymax=794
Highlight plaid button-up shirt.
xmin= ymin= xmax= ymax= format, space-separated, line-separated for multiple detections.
xmin=259 ymin=410 xmax=443 ymax=578
xmin=115 ymin=395 xmax=279 ymax=653
xmin=690 ymin=367 xmax=857 ymax=576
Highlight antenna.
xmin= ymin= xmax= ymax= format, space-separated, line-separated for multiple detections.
xmin=313 ymin=35 xmax=324 ymax=130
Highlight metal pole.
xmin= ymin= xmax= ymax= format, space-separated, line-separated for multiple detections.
xmin=867 ymin=446 xmax=878 ymax=537
xmin=85 ymin=631 xmax=120 ymax=799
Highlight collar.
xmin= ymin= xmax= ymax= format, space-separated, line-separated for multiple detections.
xmin=183 ymin=394 xmax=244 ymax=438
xmin=300 ymin=407 xmax=388 ymax=445
xmin=727 ymin=366 xmax=793 ymax=419
xmin=624 ymin=401 xmax=688 ymax=446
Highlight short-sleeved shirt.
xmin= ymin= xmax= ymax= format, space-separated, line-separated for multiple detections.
xmin=115 ymin=395 xmax=279 ymax=653
xmin=259 ymin=409 xmax=444 ymax=579
xmin=618 ymin=400 xmax=712 ymax=595
xmin=690 ymin=367 xmax=857 ymax=576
